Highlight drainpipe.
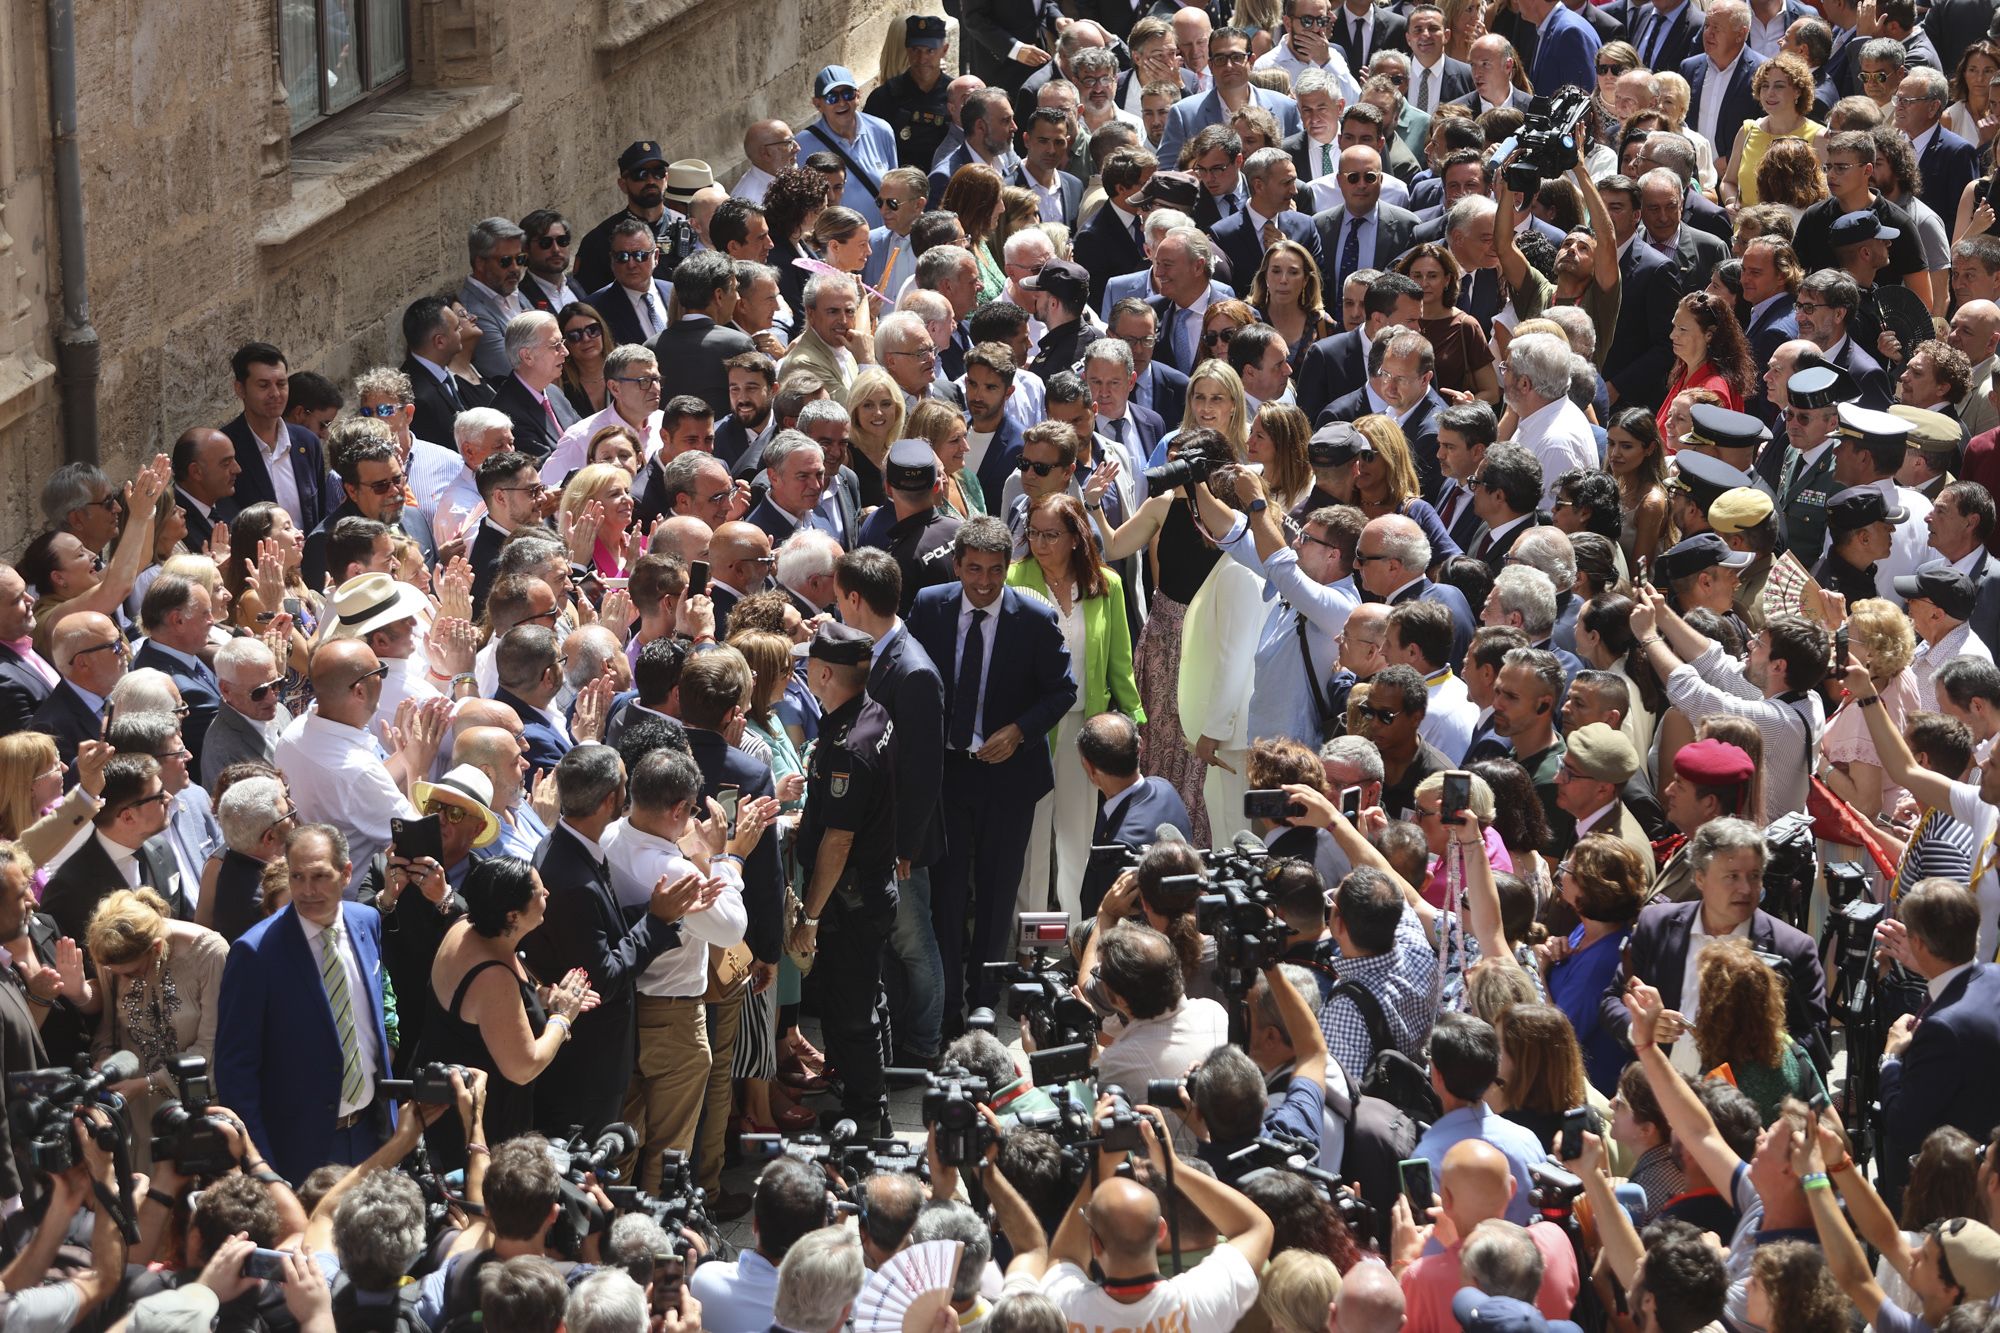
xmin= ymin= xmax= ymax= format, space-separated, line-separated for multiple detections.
xmin=46 ymin=0 xmax=98 ymax=464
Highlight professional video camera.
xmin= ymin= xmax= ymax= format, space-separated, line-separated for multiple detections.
xmin=985 ymin=913 xmax=1098 ymax=1051
xmin=1761 ymin=811 xmax=1818 ymax=932
xmin=1230 ymin=1135 xmax=1383 ymax=1251
xmin=544 ymin=1123 xmax=638 ymax=1259
xmin=1529 ymin=1162 xmax=1585 ymax=1220
xmin=379 ymin=1062 xmax=473 ymax=1106
xmin=742 ymin=1118 xmax=929 ymax=1185
xmin=148 ymin=1055 xmax=237 ymax=1178
xmin=8 ymin=1050 xmax=141 ymax=1176
xmin=1196 ymin=842 xmax=1290 ymax=997
xmin=605 ymin=1149 xmax=713 ymax=1242
xmin=1488 ymin=87 xmax=1591 ymax=195
xmin=1145 ymin=453 xmax=1213 ymax=499
xmin=882 ymin=1062 xmax=993 ymax=1167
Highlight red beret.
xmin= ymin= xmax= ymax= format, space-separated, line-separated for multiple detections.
xmin=1673 ymin=738 xmax=1755 ymax=786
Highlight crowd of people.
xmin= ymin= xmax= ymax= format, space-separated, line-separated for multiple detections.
xmin=3 ymin=0 xmax=2000 ymax=1331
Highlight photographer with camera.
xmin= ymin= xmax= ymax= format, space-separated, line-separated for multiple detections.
xmin=1078 ymin=919 xmax=1230 ymax=1152
xmin=941 ymin=1031 xmax=1058 ymax=1128
xmin=0 ymin=1106 xmax=128 ymax=1333
xmin=1179 ymin=958 xmax=1333 ymax=1184
xmin=298 ymin=1069 xmax=487 ymax=1259
xmin=127 ymin=1169 xmax=300 ymax=1333
xmin=1083 ymin=842 xmax=1220 ymax=1003
xmin=416 ymin=1136 xmax=580 ymax=1330
xmin=1040 ymin=1096 xmax=1271 ymax=1333
xmin=688 ymin=1156 xmax=828 ymax=1333
xmin=1554 ymin=1125 xmax=1730 ymax=1333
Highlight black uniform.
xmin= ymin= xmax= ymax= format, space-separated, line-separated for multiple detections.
xmin=854 ymin=504 xmax=963 ymax=615
xmin=866 ymin=71 xmax=953 ymax=169
xmin=800 ymin=691 xmax=899 ymax=1127
xmin=574 ymin=207 xmax=697 ymax=294
xmin=1813 ymin=550 xmax=1879 ymax=607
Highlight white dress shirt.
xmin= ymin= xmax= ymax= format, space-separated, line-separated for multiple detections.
xmin=300 ymin=909 xmax=381 ymax=1117
xmin=1419 ymin=668 xmax=1481 ymax=763
xmin=542 ymin=405 xmax=666 ymax=484
xmin=952 ymin=592 xmax=1004 ymax=748
xmin=733 ymin=165 xmax=775 ymax=204
xmin=602 ymin=820 xmax=747 ymax=998
xmin=1515 ymin=397 xmax=1599 ymax=508
xmin=273 ymin=712 xmax=418 ymax=894
xmin=1694 ymin=51 xmax=1743 ymax=150
xmin=525 ymin=273 xmax=577 ymax=313
xmin=1671 ymin=911 xmax=1752 ymax=1073
xmin=250 ymin=420 xmax=305 ymax=528
xmin=1409 ymin=55 xmax=1450 ymax=115
xmin=95 ymin=830 xmax=142 ymax=888
xmin=623 ymin=284 xmax=668 ymax=340
xmin=1253 ymin=39 xmax=1362 ymax=102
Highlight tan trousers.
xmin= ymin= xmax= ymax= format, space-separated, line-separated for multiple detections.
xmin=694 ymin=991 xmax=745 ymax=1194
xmin=620 ymin=995 xmax=710 ymax=1192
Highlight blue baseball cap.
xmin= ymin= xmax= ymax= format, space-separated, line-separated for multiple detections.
xmin=815 ymin=65 xmax=860 ymax=97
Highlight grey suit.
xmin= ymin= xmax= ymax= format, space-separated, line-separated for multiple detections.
xmin=651 ymin=315 xmax=756 ymax=421
xmin=199 ymin=703 xmax=290 ymax=791
xmin=456 ymin=277 xmax=533 ymax=382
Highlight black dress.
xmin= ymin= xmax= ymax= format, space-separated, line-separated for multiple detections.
xmin=416 ymin=958 xmax=547 ymax=1170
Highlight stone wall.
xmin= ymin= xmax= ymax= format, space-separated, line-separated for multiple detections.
xmin=0 ymin=0 xmax=917 ymax=551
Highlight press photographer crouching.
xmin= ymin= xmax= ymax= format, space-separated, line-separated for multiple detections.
xmin=1075 ymin=918 xmax=1229 ymax=1149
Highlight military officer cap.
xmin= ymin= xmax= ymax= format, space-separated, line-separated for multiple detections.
xmin=1708 ymin=487 xmax=1774 ymax=535
xmin=1824 ymin=484 xmax=1907 ymax=534
xmin=799 ymin=621 xmax=876 ymax=665
xmin=1672 ymin=450 xmax=1754 ymax=507
xmin=1565 ymin=723 xmax=1639 ymax=785
xmin=886 ymin=438 xmax=940 ymax=491
xmin=1887 ymin=405 xmax=1963 ymax=456
xmin=1785 ymin=364 xmax=1854 ymax=410
xmin=1681 ymin=404 xmax=1770 ymax=455
xmin=905 ymin=15 xmax=948 ymax=46
xmin=1836 ymin=403 xmax=1912 ymax=449
xmin=618 ymin=141 xmax=666 ymax=173
xmin=1657 ymin=532 xmax=1753 ymax=583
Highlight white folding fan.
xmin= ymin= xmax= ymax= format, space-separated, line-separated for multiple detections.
xmin=852 ymin=1239 xmax=965 ymax=1333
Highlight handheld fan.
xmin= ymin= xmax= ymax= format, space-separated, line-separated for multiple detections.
xmin=852 ymin=1239 xmax=965 ymax=1333
xmin=789 ymin=255 xmax=891 ymax=306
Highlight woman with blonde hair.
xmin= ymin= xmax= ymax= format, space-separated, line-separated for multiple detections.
xmin=1686 ymin=939 xmax=1825 ymax=1122
xmin=1351 ymin=415 xmax=1461 ymax=560
xmin=84 ymin=888 xmax=229 ymax=1164
xmin=1463 ymin=956 xmax=1541 ymax=1026
xmin=1246 ymin=404 xmax=1314 ymax=514
xmin=1650 ymin=71 xmax=1719 ymax=193
xmin=940 ymin=164 xmax=1009 ymax=306
xmin=1438 ymin=0 xmax=1486 ymax=62
xmin=1725 ymin=53 xmax=1823 ymax=208
xmin=1818 ymin=597 xmax=1919 ymax=824
xmin=1249 ymin=240 xmax=1337 ymax=365
xmin=906 ymin=398 xmax=982 ymax=516
xmin=0 ymin=733 xmax=111 ymax=869
xmin=844 ymin=369 xmax=906 ymax=506
xmin=1259 ymin=1252 xmax=1342 ymax=1333
xmin=1165 ymin=360 xmax=1250 ymax=459
xmin=556 ymin=463 xmax=636 ymax=578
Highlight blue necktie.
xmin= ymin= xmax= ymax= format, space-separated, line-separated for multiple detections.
xmin=1178 ymin=307 xmax=1199 ymax=368
xmin=1338 ymin=217 xmax=1362 ymax=296
xmin=949 ymin=608 xmax=988 ymax=750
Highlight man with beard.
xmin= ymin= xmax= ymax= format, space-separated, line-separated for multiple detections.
xmin=302 ymin=419 xmax=436 ymax=588
xmin=574 ymin=141 xmax=698 ymax=294
xmin=714 ymin=353 xmax=778 ymax=474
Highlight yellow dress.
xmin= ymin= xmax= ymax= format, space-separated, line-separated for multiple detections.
xmin=1736 ymin=118 xmax=1822 ymax=207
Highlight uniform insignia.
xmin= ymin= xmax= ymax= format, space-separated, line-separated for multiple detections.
xmin=831 ymin=772 xmax=851 ymax=797
xmin=900 ymin=127 xmax=911 ymax=140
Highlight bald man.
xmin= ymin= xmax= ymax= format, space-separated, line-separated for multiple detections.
xmin=1947 ymin=299 xmax=2000 ymax=441
xmin=707 ymin=520 xmax=774 ymax=637
xmin=171 ymin=425 xmax=241 ymax=552
xmin=274 ymin=639 xmax=448 ymax=893
xmin=650 ymin=515 xmax=713 ymax=566
xmin=735 ymin=120 xmax=798 ymax=204
xmin=1335 ymin=1260 xmax=1407 ymax=1333
xmin=34 ymin=611 xmax=129 ymax=774
xmin=456 ymin=722 xmax=546 ymax=860
xmin=1392 ymin=1140 xmax=1580 ymax=1333
xmin=1040 ymin=1111 xmax=1272 ymax=1329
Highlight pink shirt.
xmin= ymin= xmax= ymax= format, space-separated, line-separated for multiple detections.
xmin=1401 ymin=1220 xmax=1580 ymax=1333
xmin=1422 ymin=824 xmax=1514 ymax=908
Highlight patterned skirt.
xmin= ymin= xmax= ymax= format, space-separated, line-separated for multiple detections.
xmin=732 ymin=982 xmax=777 ymax=1080
xmin=1134 ymin=589 xmax=1210 ymax=846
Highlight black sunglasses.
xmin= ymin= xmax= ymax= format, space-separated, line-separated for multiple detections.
xmin=627 ymin=166 xmax=667 ymax=182
xmin=563 ymin=323 xmax=604 ymax=343
xmin=1018 ymin=459 xmax=1067 ymax=476
xmin=878 ymin=197 xmax=907 ymax=212
xmin=489 ymin=254 xmax=527 ymax=268
xmin=246 ymin=678 xmax=284 ymax=703
xmin=349 ymin=665 xmax=390 ymax=688
xmin=534 ymin=233 xmax=572 ymax=249
xmin=1358 ymin=704 xmax=1402 ymax=725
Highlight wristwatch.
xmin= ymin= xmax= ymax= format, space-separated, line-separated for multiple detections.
xmin=1246 ymin=497 xmax=1267 ymax=514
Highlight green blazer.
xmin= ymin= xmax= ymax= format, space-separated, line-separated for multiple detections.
xmin=1006 ymin=559 xmax=1145 ymax=725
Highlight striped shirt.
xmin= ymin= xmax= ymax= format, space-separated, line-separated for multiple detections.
xmin=1890 ymin=806 xmax=1976 ymax=904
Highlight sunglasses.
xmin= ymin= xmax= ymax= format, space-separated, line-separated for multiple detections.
xmin=359 ymin=403 xmax=403 ymax=418
xmin=626 ymin=166 xmax=667 ymax=182
xmin=360 ymin=472 xmax=408 ymax=496
xmin=349 ymin=665 xmax=390 ymax=689
xmin=878 ymin=197 xmax=907 ymax=212
xmin=75 ymin=638 xmax=129 ymax=661
xmin=246 ymin=678 xmax=284 ymax=703
xmin=424 ymin=799 xmax=478 ymax=825
xmin=563 ymin=323 xmax=604 ymax=343
xmin=1200 ymin=328 xmax=1234 ymax=346
xmin=1342 ymin=170 xmax=1382 ymax=185
xmin=534 ymin=233 xmax=572 ymax=249
xmin=489 ymin=254 xmax=528 ymax=268
xmin=1295 ymin=13 xmax=1330 ymax=28
xmin=1018 ymin=459 xmax=1067 ymax=476
xmin=123 ymin=791 xmax=173 ymax=814
xmin=821 ymin=88 xmax=859 ymax=104
xmin=1595 ymin=63 xmax=1622 ymax=74
xmin=260 ymin=804 xmax=299 ymax=838
xmin=1357 ymin=704 xmax=1401 ymax=725
xmin=611 ymin=249 xmax=658 ymax=264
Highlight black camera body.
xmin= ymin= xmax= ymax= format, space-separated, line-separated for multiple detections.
xmin=1097 ymin=1087 xmax=1167 ymax=1153
xmin=1761 ymin=811 xmax=1818 ymax=932
xmin=1492 ymin=88 xmax=1592 ymax=194
xmin=379 ymin=1062 xmax=470 ymax=1106
xmin=8 ymin=1057 xmax=135 ymax=1175
xmin=991 ymin=959 xmax=1098 ymax=1051
xmin=1144 ymin=454 xmax=1213 ymax=499
xmin=1529 ymin=1162 xmax=1585 ymax=1219
xmin=605 ymin=1149 xmax=711 ymax=1239
xmin=886 ymin=1063 xmax=993 ymax=1167
xmin=150 ymin=1055 xmax=237 ymax=1179
xmin=1196 ymin=859 xmax=1289 ymax=997
xmin=545 ymin=1123 xmax=639 ymax=1259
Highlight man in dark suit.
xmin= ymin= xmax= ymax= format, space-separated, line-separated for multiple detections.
xmin=1628 ymin=0 xmax=1703 ymax=72
xmin=1898 ymin=68 xmax=1980 ymax=215
xmin=1078 ymin=712 xmax=1192 ymax=915
xmin=0 ymin=565 xmax=53 ymax=735
xmin=1596 ymin=815 xmax=1829 ymax=1064
xmin=838 ymin=549 xmax=949 ymax=1063
xmin=1794 ymin=269 xmax=1897 ymax=409
xmin=489 ymin=312 xmax=581 ymax=461
xmin=518 ymin=208 xmax=591 ymax=314
xmin=401 ymin=295 xmax=496 ymax=448
xmin=1332 ymin=0 xmax=1408 ymax=71
xmin=960 ymin=0 xmax=1065 ymax=91
xmin=1210 ymin=148 xmax=1325 ymax=299
xmin=1447 ymin=35 xmax=1534 ymax=115
xmin=33 ymin=612 xmax=126 ymax=775
xmin=586 ymin=221 xmax=677 ymax=349
xmin=131 ymin=574 xmax=221 ymax=774
xmin=1072 ymin=149 xmax=1154 ymax=305
xmin=1155 ymin=29 xmax=1303 ymax=168
xmin=910 ymin=518 xmax=1077 ymax=1023
xmin=928 ymin=89 xmax=1021 ymax=203
xmin=1310 ymin=146 xmax=1418 ymax=304
xmin=467 ymin=452 xmax=551 ymax=618
xmin=745 ymin=432 xmax=842 ymax=546
xmin=169 ymin=427 xmax=240 ymax=555
xmin=1678 ymin=18 xmax=1765 ymax=159
xmin=1297 ymin=270 xmax=1422 ymax=423
xmin=223 ymin=342 xmax=335 ymax=534
xmin=41 ymin=754 xmax=187 ymax=938
xmin=1740 ymin=240 xmax=1801 ymax=415
xmin=1014 ymin=109 xmax=1085 ymax=229
xmin=214 ymin=824 xmax=394 ymax=1184
xmin=1636 ymin=170 xmax=1727 ymax=294
xmin=1405 ymin=6 xmax=1474 ymax=116
xmin=1602 ymin=180 xmax=1686 ymax=411
xmin=650 ymin=253 xmax=754 ymax=421
xmin=521 ymin=745 xmax=690 ymax=1138
xmin=492 ymin=626 xmax=576 ymax=774
xmin=1877 ymin=879 xmax=2000 ymax=1208
xmin=1468 ymin=444 xmax=1552 ymax=576
xmin=1357 ymin=517 xmax=1477 ymax=667
xmin=1085 ymin=335 xmax=1168 ymax=468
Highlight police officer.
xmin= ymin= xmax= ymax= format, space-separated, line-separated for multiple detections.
xmin=1666 ymin=450 xmax=1755 ymax=544
xmin=1814 ymin=485 xmax=1907 ymax=605
xmin=866 ymin=17 xmax=955 ymax=169
xmin=1676 ymin=404 xmax=1777 ymax=504
xmin=789 ymin=622 xmax=899 ymax=1135
xmin=855 ymin=438 xmax=964 ymax=615
xmin=574 ymin=142 xmax=699 ymax=294
xmin=1775 ymin=364 xmax=1849 ymax=564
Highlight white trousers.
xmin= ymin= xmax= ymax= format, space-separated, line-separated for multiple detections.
xmin=1018 ymin=712 xmax=1092 ymax=921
